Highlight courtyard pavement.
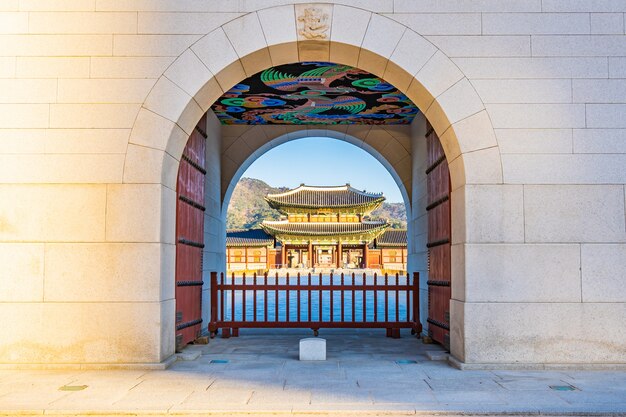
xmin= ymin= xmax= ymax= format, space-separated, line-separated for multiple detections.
xmin=0 ymin=329 xmax=625 ymax=416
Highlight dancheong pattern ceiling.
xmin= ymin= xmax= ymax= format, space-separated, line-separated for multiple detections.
xmin=211 ymin=62 xmax=419 ymax=125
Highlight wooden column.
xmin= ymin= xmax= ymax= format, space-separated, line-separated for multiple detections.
xmin=337 ymin=241 xmax=343 ymax=267
xmin=308 ymin=241 xmax=313 ymax=268
xmin=245 ymin=247 xmax=248 ymax=270
xmin=281 ymin=245 xmax=286 ymax=268
xmin=363 ymin=244 xmax=369 ymax=268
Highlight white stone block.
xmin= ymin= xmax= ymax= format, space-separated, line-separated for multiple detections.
xmin=425 ymin=78 xmax=485 ymax=130
xmin=0 ymin=301 xmax=166 ymax=363
xmin=97 ymin=0 xmax=238 ymax=12
xmin=0 ymin=57 xmax=14 ymax=77
xmin=451 ymin=184 xmax=524 ymax=244
xmin=242 ymin=0 xmax=392 ymax=13
xmin=453 ymin=57 xmax=608 ymax=79
xmin=543 ymin=0 xmax=626 ymax=12
xmin=0 ymin=0 xmax=16 ymax=11
xmin=0 ymin=79 xmax=56 ymax=104
xmin=19 ymin=0 xmax=95 ymax=11
xmin=16 ymin=57 xmax=89 ymax=78
xmin=0 ymin=154 xmax=123 ymax=183
xmin=587 ymin=104 xmax=626 ymax=128
xmin=108 ymin=184 xmax=175 ymax=244
xmin=0 ymin=129 xmax=45 ymax=153
xmin=394 ymin=0 xmax=541 ymax=12
xmin=502 ymin=154 xmax=626 ymax=184
xmin=123 ymin=144 xmax=170 ymax=185
xmin=0 ymin=12 xmax=28 ymax=33
xmin=258 ymin=5 xmax=296 ymax=46
xmin=330 ymin=5 xmax=370 ymax=47
xmin=472 ymin=79 xmax=572 ymax=104
xmin=574 ymin=79 xmax=626 ymax=103
xmin=459 ymin=301 xmax=626 ymax=364
xmin=223 ymin=12 xmax=266 ymax=59
xmin=44 ymin=243 xmax=165 ymax=302
xmin=482 ymin=13 xmax=589 ymax=35
xmin=406 ymin=51 xmax=463 ymax=111
xmin=129 ymin=110 xmax=173 ymax=154
xmin=57 ymin=79 xmax=156 ymax=104
xmin=532 ymin=35 xmax=626 ymax=57
xmin=138 ymin=12 xmax=241 ymax=34
xmin=361 ymin=14 xmax=405 ymax=60
xmin=0 ymin=184 xmax=106 ymax=242
xmin=581 ymin=244 xmax=626 ymax=302
xmin=590 ymin=13 xmax=624 ymax=34
xmin=573 ymin=129 xmax=626 ymax=154
xmin=0 ymin=34 xmax=111 ymax=56
xmin=495 ymin=129 xmax=572 ymax=154
xmin=29 ymin=11 xmax=136 ymax=33
xmin=192 ymin=28 xmax=243 ymax=84
xmin=0 ymin=243 xmax=44 ymax=302
xmin=453 ymin=110 xmax=514 ymax=153
xmin=609 ymin=57 xmax=626 ymax=78
xmin=143 ymin=77 xmax=203 ymax=134
xmin=425 ymin=35 xmax=531 ymax=57
xmin=524 ymin=185 xmax=626 ymax=243
xmin=90 ymin=56 xmax=174 ymax=78
xmin=462 ymin=243 xmax=581 ymax=302
xmin=113 ymin=34 xmax=200 ymax=57
xmin=299 ymin=338 xmax=326 ymax=361
xmin=50 ymin=103 xmax=140 ymax=129
xmin=449 ymin=146 xmax=502 ymax=188
xmin=44 ymin=128 xmax=129 ymax=154
xmin=0 ymin=104 xmax=48 ymax=128
xmin=384 ymin=13 xmax=481 ymax=35
xmin=486 ymin=104 xmax=586 ymax=128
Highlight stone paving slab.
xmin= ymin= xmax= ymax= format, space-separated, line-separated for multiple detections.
xmin=0 ymin=329 xmax=625 ymax=416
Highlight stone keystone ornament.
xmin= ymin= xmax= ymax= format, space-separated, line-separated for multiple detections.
xmin=297 ymin=7 xmax=330 ymax=39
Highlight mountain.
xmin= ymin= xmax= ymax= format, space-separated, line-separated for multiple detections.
xmin=226 ymin=177 xmax=407 ymax=230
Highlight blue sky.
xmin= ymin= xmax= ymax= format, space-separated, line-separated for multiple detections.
xmin=240 ymin=137 xmax=404 ymax=203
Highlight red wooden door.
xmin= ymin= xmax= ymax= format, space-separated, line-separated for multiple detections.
xmin=175 ymin=115 xmax=207 ymax=350
xmin=425 ymin=122 xmax=451 ymax=350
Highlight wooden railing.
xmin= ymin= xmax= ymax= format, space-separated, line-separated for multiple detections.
xmin=208 ymin=271 xmax=421 ymax=338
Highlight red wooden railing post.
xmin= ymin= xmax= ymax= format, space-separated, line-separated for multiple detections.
xmin=208 ymin=271 xmax=218 ymax=337
xmin=231 ymin=272 xmax=235 ymax=322
xmin=264 ymin=272 xmax=268 ymax=323
xmin=329 ymin=272 xmax=334 ymax=323
xmin=242 ymin=272 xmax=246 ymax=322
xmin=413 ymin=272 xmax=422 ymax=336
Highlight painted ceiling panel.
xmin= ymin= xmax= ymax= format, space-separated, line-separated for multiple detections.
xmin=211 ymin=62 xmax=419 ymax=125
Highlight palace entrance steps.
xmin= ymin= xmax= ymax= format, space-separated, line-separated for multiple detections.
xmin=1 ymin=330 xmax=625 ymax=416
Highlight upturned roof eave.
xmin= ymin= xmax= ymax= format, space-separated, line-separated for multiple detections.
xmin=260 ymin=222 xmax=390 ymax=238
xmin=264 ymin=196 xmax=386 ymax=211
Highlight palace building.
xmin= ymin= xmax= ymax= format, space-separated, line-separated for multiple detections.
xmin=226 ymin=184 xmax=407 ymax=272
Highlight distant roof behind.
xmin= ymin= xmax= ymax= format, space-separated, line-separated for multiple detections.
xmin=226 ymin=229 xmax=274 ymax=247
xmin=376 ymin=229 xmax=407 ymax=247
xmin=265 ymin=184 xmax=384 ymax=209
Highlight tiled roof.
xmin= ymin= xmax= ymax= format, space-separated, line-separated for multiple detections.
xmin=226 ymin=229 xmax=274 ymax=247
xmin=266 ymin=184 xmax=384 ymax=209
xmin=261 ymin=221 xmax=389 ymax=236
xmin=376 ymin=229 xmax=407 ymax=247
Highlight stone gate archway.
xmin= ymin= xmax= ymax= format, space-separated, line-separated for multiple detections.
xmin=124 ymin=4 xmax=503 ymax=366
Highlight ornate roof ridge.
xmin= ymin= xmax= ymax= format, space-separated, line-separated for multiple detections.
xmin=266 ymin=183 xmax=383 ymax=199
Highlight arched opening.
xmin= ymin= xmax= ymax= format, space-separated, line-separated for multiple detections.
xmin=225 ymin=136 xmax=409 ymax=272
xmin=171 ymin=59 xmax=456 ymax=351
xmin=126 ymin=5 xmax=502 ymax=365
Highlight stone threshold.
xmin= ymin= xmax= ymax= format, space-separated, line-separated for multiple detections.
xmin=1 ymin=410 xmax=624 ymax=417
xmin=0 ymin=354 xmax=177 ymax=371
xmin=449 ymin=355 xmax=626 ymax=371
